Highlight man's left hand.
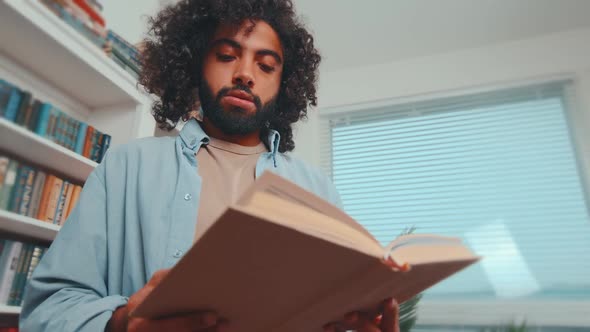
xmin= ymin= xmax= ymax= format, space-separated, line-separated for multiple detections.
xmin=323 ymin=298 xmax=400 ymax=332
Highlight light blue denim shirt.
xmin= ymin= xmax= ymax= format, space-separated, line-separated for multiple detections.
xmin=20 ymin=119 xmax=342 ymax=331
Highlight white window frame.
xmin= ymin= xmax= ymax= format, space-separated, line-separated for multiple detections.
xmin=319 ymin=75 xmax=590 ymax=328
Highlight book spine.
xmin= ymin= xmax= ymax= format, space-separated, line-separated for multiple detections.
xmin=53 ymin=181 xmax=70 ymax=225
xmin=14 ymin=91 xmax=32 ymax=127
xmin=0 ymin=80 xmax=13 ymax=118
xmin=7 ymin=165 xmax=27 ymax=213
xmin=19 ymin=246 xmax=44 ymax=305
xmin=58 ymin=181 xmax=75 ymax=226
xmin=99 ymin=133 xmax=111 ymax=162
xmin=0 ymin=160 xmax=19 ymax=210
xmin=27 ymin=171 xmax=46 ymax=219
xmin=72 ymin=0 xmax=106 ymax=26
xmin=83 ymin=125 xmax=95 ymax=158
xmin=17 ymin=168 xmax=36 ymax=215
xmin=26 ymin=99 xmax=43 ymax=131
xmin=15 ymin=244 xmax=36 ymax=306
xmin=0 ymin=241 xmax=22 ymax=304
xmin=35 ymin=103 xmax=53 ymax=136
xmin=3 ymin=87 xmax=22 ymax=122
xmin=0 ymin=156 xmax=9 ymax=187
xmin=0 ymin=240 xmax=11 ymax=279
xmin=8 ymin=244 xmax=32 ymax=306
xmin=64 ymin=185 xmax=82 ymax=222
xmin=75 ymin=121 xmax=88 ymax=154
xmin=91 ymin=130 xmax=103 ymax=162
xmin=45 ymin=107 xmax=58 ymax=141
xmin=54 ymin=113 xmax=65 ymax=146
xmin=70 ymin=119 xmax=80 ymax=151
xmin=43 ymin=177 xmax=64 ymax=224
xmin=35 ymin=175 xmax=55 ymax=222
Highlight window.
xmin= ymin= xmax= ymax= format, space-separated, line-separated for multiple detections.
xmin=320 ymin=81 xmax=590 ymax=328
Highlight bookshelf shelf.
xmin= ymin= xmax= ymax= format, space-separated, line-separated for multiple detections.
xmin=0 ymin=210 xmax=60 ymax=243
xmin=0 ymin=305 xmax=21 ymax=315
xmin=0 ymin=118 xmax=96 ymax=183
xmin=0 ymin=0 xmax=149 ymax=109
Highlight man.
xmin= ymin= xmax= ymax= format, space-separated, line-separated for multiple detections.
xmin=20 ymin=0 xmax=400 ymax=331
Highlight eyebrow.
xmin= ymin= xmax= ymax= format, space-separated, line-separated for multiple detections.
xmin=210 ymin=38 xmax=283 ymax=65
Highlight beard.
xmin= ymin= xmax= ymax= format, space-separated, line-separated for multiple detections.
xmin=198 ymin=79 xmax=278 ymax=136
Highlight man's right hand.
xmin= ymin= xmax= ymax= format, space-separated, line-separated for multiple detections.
xmin=107 ymin=269 xmax=228 ymax=332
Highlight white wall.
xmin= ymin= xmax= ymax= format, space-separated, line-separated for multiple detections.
xmin=102 ymin=0 xmax=161 ymax=44
xmin=293 ymin=27 xmax=590 ymax=186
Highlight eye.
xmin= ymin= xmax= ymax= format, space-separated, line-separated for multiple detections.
xmin=216 ymin=53 xmax=235 ymax=62
xmin=259 ymin=63 xmax=275 ymax=73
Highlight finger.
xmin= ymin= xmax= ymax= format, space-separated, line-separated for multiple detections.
xmin=145 ymin=311 xmax=219 ymax=331
xmin=380 ymin=298 xmax=400 ymax=332
xmin=338 ymin=312 xmax=380 ymax=332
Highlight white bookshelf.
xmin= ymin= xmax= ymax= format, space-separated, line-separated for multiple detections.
xmin=0 ymin=0 xmax=155 ymax=320
xmin=0 ymin=118 xmax=97 ymax=183
xmin=0 ymin=0 xmax=149 ymax=109
xmin=0 ymin=210 xmax=60 ymax=243
xmin=0 ymin=305 xmax=21 ymax=315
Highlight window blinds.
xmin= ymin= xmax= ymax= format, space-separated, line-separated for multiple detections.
xmin=321 ymin=81 xmax=590 ymax=301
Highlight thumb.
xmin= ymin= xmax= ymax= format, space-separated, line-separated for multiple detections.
xmin=380 ymin=298 xmax=400 ymax=332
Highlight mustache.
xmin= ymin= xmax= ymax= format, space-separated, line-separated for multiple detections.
xmin=216 ymin=85 xmax=262 ymax=108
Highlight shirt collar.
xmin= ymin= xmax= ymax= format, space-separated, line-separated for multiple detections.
xmin=179 ymin=118 xmax=281 ymax=159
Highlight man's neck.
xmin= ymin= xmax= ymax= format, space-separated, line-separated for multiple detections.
xmin=200 ymin=117 xmax=262 ymax=147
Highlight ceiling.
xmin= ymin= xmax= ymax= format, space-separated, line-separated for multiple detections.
xmin=292 ymin=0 xmax=590 ymax=72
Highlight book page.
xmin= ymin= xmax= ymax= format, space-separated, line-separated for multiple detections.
xmin=384 ymin=234 xmax=479 ymax=266
xmin=240 ymin=190 xmax=384 ymax=259
xmin=238 ymin=171 xmax=378 ymax=244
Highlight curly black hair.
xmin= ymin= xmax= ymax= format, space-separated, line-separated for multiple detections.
xmin=139 ymin=0 xmax=321 ymax=153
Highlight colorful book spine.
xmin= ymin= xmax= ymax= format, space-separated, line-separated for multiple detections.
xmin=0 ymin=241 xmax=22 ymax=304
xmin=58 ymin=182 xmax=75 ymax=226
xmin=7 ymin=165 xmax=31 ymax=213
xmin=34 ymin=103 xmax=53 ymax=137
xmin=14 ymin=91 xmax=32 ymax=127
xmin=75 ymin=121 xmax=88 ymax=154
xmin=26 ymin=99 xmax=43 ymax=131
xmin=99 ymin=133 xmax=112 ymax=162
xmin=27 ymin=171 xmax=46 ymax=219
xmin=83 ymin=125 xmax=95 ymax=158
xmin=0 ymin=157 xmax=9 ymax=189
xmin=53 ymin=181 xmax=70 ymax=225
xmin=0 ymin=160 xmax=19 ymax=210
xmin=16 ymin=168 xmax=36 ymax=215
xmin=3 ymin=86 xmax=22 ymax=122
xmin=35 ymin=174 xmax=55 ymax=221
xmin=45 ymin=176 xmax=64 ymax=225
xmin=72 ymin=0 xmax=106 ymax=26
xmin=0 ymin=80 xmax=13 ymax=117
xmin=7 ymin=244 xmax=32 ymax=305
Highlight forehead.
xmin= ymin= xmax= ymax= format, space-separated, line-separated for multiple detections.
xmin=211 ymin=20 xmax=283 ymax=56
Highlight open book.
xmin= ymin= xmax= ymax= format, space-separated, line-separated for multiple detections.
xmin=132 ymin=171 xmax=479 ymax=331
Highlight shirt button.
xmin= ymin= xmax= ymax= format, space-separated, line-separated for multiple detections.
xmin=184 ymin=193 xmax=192 ymax=201
xmin=190 ymin=138 xmax=197 ymax=146
xmin=173 ymin=249 xmax=183 ymax=258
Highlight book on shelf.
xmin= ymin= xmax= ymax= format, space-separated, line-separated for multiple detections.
xmin=0 ymin=239 xmax=48 ymax=307
xmin=41 ymin=0 xmax=107 ymax=48
xmin=132 ymin=171 xmax=480 ymax=331
xmin=105 ymin=30 xmax=142 ymax=78
xmin=0 ymin=155 xmax=82 ymax=227
xmin=39 ymin=0 xmax=143 ymax=76
xmin=0 ymin=78 xmax=112 ymax=163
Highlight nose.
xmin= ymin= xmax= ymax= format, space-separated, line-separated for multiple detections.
xmin=232 ymin=61 xmax=255 ymax=88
